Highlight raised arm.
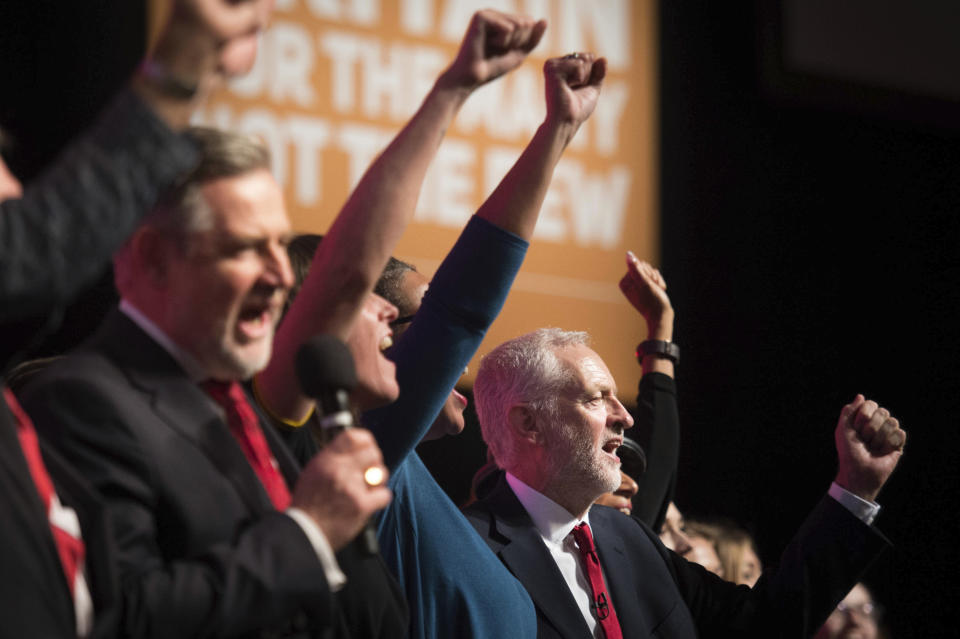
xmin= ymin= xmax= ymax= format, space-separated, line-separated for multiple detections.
xmin=475 ymin=52 xmax=606 ymax=236
xmin=259 ymin=10 xmax=547 ymax=422
xmin=619 ymin=253 xmax=679 ymax=529
xmin=365 ymin=53 xmax=607 ymax=471
xmin=0 ymin=0 xmax=272 ymax=323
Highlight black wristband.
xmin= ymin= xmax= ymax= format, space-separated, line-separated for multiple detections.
xmin=636 ymin=339 xmax=680 ymax=365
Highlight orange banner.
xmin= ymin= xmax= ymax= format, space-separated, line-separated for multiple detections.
xmin=197 ymin=0 xmax=658 ymax=396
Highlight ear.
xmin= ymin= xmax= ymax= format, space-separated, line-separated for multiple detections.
xmin=507 ymin=403 xmax=542 ymax=446
xmin=127 ymin=226 xmax=174 ymax=288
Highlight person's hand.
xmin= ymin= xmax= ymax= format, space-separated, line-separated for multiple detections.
xmin=180 ymin=0 xmax=274 ymax=75
xmin=543 ymin=52 xmax=606 ymax=132
xmin=619 ymin=251 xmax=673 ymax=341
xmin=177 ymin=0 xmax=273 ymax=43
xmin=150 ymin=0 xmax=273 ymax=85
xmin=834 ymin=395 xmax=906 ymax=503
xmin=291 ymin=429 xmax=391 ymax=551
xmin=443 ymin=10 xmax=547 ymax=90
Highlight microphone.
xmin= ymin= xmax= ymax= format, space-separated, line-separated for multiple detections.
xmin=295 ymin=334 xmax=357 ymax=433
xmin=295 ymin=335 xmax=380 ymax=555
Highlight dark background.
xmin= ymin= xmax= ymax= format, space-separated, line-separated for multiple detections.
xmin=3 ymin=1 xmax=958 ymax=636
xmin=657 ymin=2 xmax=958 ymax=637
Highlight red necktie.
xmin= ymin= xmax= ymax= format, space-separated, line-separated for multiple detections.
xmin=202 ymin=381 xmax=291 ymax=510
xmin=572 ymin=522 xmax=623 ymax=639
xmin=5 ymin=388 xmax=86 ymax=595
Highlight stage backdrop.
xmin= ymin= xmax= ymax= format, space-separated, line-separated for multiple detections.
xmin=195 ymin=0 xmax=657 ymax=392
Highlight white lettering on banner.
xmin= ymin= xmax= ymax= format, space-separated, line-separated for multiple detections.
xmin=319 ymin=31 xmax=448 ymax=119
xmin=557 ymin=0 xmax=628 ymax=69
xmin=406 ymin=47 xmax=450 ymax=114
xmin=535 ymin=160 xmax=631 ymax=247
xmin=418 ymin=140 xmax=477 ymax=226
xmin=541 ymin=160 xmax=631 ymax=248
xmin=456 ymin=68 xmax=543 ymax=140
xmin=336 ymin=124 xmax=394 ymax=188
xmin=536 ymin=178 xmax=567 ymax=243
xmin=360 ymin=42 xmax=406 ymax=118
xmin=400 ymin=0 xmax=435 ymax=35
xmin=288 ymin=116 xmax=333 ymax=204
xmin=273 ymin=22 xmax=317 ymax=106
xmin=222 ymin=18 xmax=632 ymax=152
xmin=592 ymin=80 xmax=629 ymax=156
xmin=229 ymin=22 xmax=316 ymax=107
xmin=306 ymin=0 xmax=380 ymax=24
xmin=319 ymin=30 xmax=369 ymax=113
xmin=484 ymin=149 xmax=630 ymax=248
xmin=439 ymin=0 xmax=519 ymax=42
xmin=194 ymin=104 xmax=631 ymax=245
xmin=236 ymin=109 xmax=290 ymax=186
xmin=481 ymin=146 xmax=517 ymax=195
xmin=433 ymin=0 xmax=629 ymax=69
xmin=193 ymin=106 xmax=332 ymax=205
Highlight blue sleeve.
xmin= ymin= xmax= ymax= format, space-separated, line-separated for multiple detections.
xmin=363 ymin=215 xmax=528 ymax=471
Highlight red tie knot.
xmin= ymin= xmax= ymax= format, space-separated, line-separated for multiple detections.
xmin=573 ymin=522 xmax=596 ymax=553
xmin=202 ymin=380 xmax=244 ymax=405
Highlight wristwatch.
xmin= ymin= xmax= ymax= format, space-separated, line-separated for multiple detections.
xmin=635 ymin=339 xmax=680 ymax=365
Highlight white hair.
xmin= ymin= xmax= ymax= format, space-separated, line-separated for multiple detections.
xmin=474 ymin=328 xmax=589 ymax=471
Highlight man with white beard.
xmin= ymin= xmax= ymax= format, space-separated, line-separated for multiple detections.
xmin=465 ymin=328 xmax=905 ymax=639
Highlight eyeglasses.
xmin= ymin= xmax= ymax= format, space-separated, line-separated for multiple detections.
xmin=389 ymin=314 xmax=416 ymax=332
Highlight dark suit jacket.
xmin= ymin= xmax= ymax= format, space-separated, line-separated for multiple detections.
xmin=20 ymin=310 xmax=367 ymax=638
xmin=464 ymin=476 xmax=890 ymax=639
xmin=0 ymin=403 xmax=119 ymax=639
xmin=0 ymin=90 xmax=197 ymax=371
xmin=0 ymin=88 xmax=195 ymax=636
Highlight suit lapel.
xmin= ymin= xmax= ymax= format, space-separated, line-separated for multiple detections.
xmin=591 ymin=507 xmax=651 ymax=637
xmin=94 ymin=310 xmax=275 ymax=516
xmin=485 ymin=479 xmax=593 ymax=639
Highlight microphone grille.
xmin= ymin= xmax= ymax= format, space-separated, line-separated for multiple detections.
xmin=295 ymin=335 xmax=358 ymax=397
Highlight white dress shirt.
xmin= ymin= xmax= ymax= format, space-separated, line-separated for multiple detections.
xmin=119 ymin=300 xmax=345 ymax=590
xmin=506 ymin=473 xmax=608 ymax=637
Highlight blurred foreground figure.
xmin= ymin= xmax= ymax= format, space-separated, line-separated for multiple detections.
xmin=0 ymin=1 xmax=273 ymax=637
xmin=815 ymin=583 xmax=882 ymax=639
xmin=21 ymin=128 xmax=393 ymax=638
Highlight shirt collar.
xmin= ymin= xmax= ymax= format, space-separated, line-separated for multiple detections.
xmin=505 ymin=472 xmax=592 ymax=544
xmin=119 ymin=299 xmax=208 ymax=382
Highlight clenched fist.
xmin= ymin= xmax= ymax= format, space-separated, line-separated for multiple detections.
xmin=834 ymin=394 xmax=906 ymax=503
